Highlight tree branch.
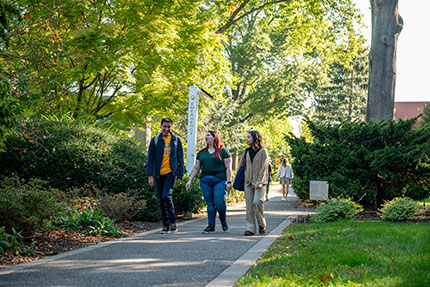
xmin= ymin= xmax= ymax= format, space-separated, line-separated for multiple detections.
xmin=216 ymin=0 xmax=290 ymax=34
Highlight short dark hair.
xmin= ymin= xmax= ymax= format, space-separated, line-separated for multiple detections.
xmin=161 ymin=118 xmax=173 ymax=125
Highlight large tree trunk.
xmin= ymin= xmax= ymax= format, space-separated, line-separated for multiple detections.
xmin=366 ymin=0 xmax=403 ymax=122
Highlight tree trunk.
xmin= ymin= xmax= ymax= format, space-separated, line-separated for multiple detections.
xmin=374 ymin=177 xmax=386 ymax=209
xmin=366 ymin=0 xmax=403 ymax=122
xmin=232 ymin=150 xmax=239 ymax=172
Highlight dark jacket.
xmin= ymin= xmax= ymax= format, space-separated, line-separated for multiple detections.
xmin=146 ymin=132 xmax=184 ymax=179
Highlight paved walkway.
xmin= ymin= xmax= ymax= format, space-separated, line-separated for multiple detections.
xmin=0 ymin=185 xmax=314 ymax=287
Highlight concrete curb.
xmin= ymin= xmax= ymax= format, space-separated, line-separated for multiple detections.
xmin=205 ymin=217 xmax=294 ymax=287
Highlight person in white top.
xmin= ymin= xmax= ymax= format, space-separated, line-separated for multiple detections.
xmin=276 ymin=158 xmax=293 ymax=201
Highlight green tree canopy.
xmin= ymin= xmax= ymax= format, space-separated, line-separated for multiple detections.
xmin=313 ymin=46 xmax=368 ymax=124
xmin=3 ymin=0 xmax=229 ymax=128
xmin=219 ymin=0 xmax=365 ymax=127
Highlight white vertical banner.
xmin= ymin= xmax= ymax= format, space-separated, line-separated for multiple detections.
xmin=186 ymin=86 xmax=199 ymax=174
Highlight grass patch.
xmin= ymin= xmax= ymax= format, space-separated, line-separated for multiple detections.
xmin=237 ymin=220 xmax=430 ymax=287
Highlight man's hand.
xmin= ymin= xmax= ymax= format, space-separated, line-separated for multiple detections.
xmin=177 ymin=178 xmax=182 ymax=185
xmin=148 ymin=175 xmax=154 ymax=187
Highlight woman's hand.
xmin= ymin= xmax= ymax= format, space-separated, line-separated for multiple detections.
xmin=226 ymin=182 xmax=232 ymax=192
xmin=185 ymin=181 xmax=192 ymax=190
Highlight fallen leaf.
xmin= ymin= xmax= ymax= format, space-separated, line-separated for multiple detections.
xmin=320 ymin=274 xmax=335 ymax=282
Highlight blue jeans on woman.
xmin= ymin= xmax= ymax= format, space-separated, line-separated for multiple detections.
xmin=199 ymin=175 xmax=227 ymax=226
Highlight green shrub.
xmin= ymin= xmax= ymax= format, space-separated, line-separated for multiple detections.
xmin=227 ymin=188 xmax=245 ymax=204
xmin=380 ymin=197 xmax=418 ymax=222
xmin=404 ymin=182 xmax=430 ymax=201
xmin=0 ymin=177 xmax=67 ymax=237
xmin=0 ymin=226 xmax=35 ymax=256
xmin=98 ymin=192 xmax=146 ymax=222
xmin=59 ymin=184 xmax=146 ymax=222
xmin=311 ymin=198 xmax=363 ymax=222
xmin=173 ymin=176 xmax=205 ymax=216
xmin=133 ymin=175 xmax=205 ymax=221
xmin=287 ymin=119 xmax=430 ymax=208
xmin=132 ymin=188 xmax=160 ymax=222
xmin=56 ymin=207 xmax=126 ymax=238
xmin=0 ymin=120 xmax=149 ymax=194
xmin=0 ymin=76 xmax=18 ymax=153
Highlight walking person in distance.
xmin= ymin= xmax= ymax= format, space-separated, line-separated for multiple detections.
xmin=276 ymin=158 xmax=293 ymax=201
xmin=239 ymin=130 xmax=270 ymax=236
xmin=186 ymin=131 xmax=232 ymax=233
xmin=147 ymin=118 xmax=184 ymax=234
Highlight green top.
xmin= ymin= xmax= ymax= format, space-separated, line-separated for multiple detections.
xmin=197 ymin=147 xmax=231 ymax=180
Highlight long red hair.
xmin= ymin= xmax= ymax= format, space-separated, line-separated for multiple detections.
xmin=199 ymin=131 xmax=224 ymax=160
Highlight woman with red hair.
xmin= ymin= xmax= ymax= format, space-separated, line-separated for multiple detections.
xmin=186 ymin=131 xmax=232 ymax=233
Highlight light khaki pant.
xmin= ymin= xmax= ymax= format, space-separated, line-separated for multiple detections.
xmin=244 ymin=184 xmax=266 ymax=234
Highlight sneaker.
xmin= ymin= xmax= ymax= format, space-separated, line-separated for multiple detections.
xmin=160 ymin=225 xmax=169 ymax=234
xmin=244 ymin=230 xmax=254 ymax=236
xmin=170 ymin=223 xmax=178 ymax=233
xmin=202 ymin=224 xmax=215 ymax=234
xmin=220 ymin=219 xmax=228 ymax=232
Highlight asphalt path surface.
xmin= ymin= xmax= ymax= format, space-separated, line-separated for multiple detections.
xmin=0 ymin=185 xmax=313 ymax=287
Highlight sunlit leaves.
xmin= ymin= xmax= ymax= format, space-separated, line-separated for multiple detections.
xmin=4 ymin=0 xmax=230 ymax=128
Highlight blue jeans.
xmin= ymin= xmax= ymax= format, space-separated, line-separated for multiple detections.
xmin=199 ymin=175 xmax=227 ymax=225
xmin=155 ymin=172 xmax=176 ymax=226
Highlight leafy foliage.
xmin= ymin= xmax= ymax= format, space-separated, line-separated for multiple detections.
xmin=0 ymin=177 xmax=67 ymax=237
xmin=223 ymin=0 xmax=364 ymax=126
xmin=98 ymin=192 xmax=146 ymax=222
xmin=133 ymin=175 xmax=206 ymax=221
xmin=56 ymin=207 xmax=126 ymax=238
xmin=420 ymin=103 xmax=430 ymax=126
xmin=0 ymin=119 xmax=148 ymax=194
xmin=0 ymin=226 xmax=34 ymax=256
xmin=4 ymin=0 xmax=229 ymax=128
xmin=380 ymin=197 xmax=418 ymax=222
xmin=313 ymin=48 xmax=368 ymax=124
xmin=288 ymin=119 xmax=430 ymax=208
xmin=311 ymin=198 xmax=363 ymax=222
xmin=226 ymin=188 xmax=245 ymax=204
xmin=173 ymin=176 xmax=206 ymax=215
xmin=132 ymin=188 xmax=160 ymax=222
xmin=0 ymin=73 xmax=18 ymax=152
